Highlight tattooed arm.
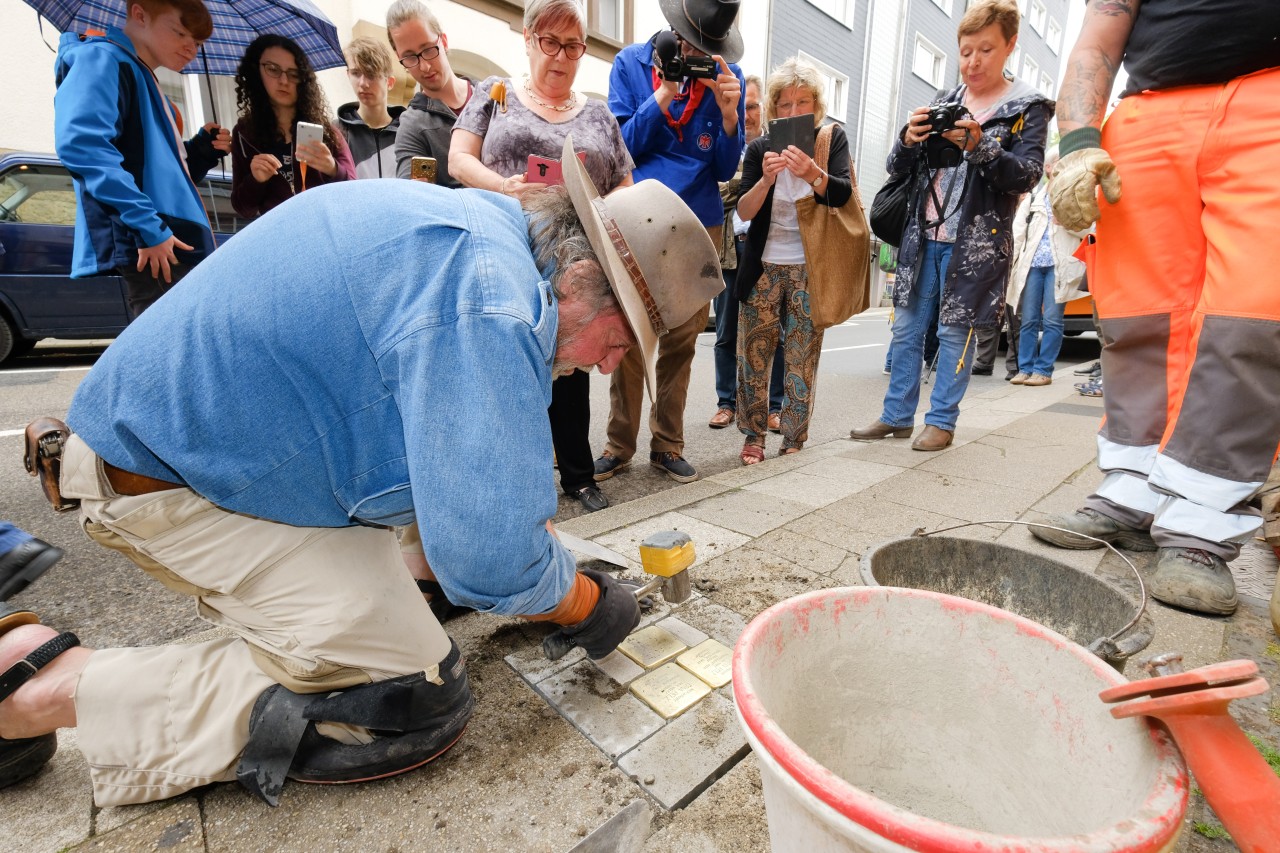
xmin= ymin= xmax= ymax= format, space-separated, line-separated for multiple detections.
xmin=1057 ymin=0 xmax=1140 ymax=133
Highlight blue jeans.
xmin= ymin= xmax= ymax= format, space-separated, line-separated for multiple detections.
xmin=881 ymin=240 xmax=978 ymax=432
xmin=0 ymin=521 xmax=33 ymax=555
xmin=1016 ymin=265 xmax=1066 ymax=377
xmin=717 ymin=247 xmax=784 ymax=413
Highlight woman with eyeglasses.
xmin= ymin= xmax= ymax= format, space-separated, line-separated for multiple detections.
xmin=230 ymin=34 xmax=354 ymax=219
xmin=450 ymin=0 xmax=633 ymax=514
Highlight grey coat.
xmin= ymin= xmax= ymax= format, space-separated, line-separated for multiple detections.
xmin=889 ymin=79 xmax=1054 ymax=328
xmin=393 ymin=79 xmax=473 ymax=186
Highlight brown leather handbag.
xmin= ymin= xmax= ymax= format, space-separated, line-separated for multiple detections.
xmin=24 ymin=417 xmax=79 ymax=512
xmin=795 ymin=124 xmax=872 ymax=330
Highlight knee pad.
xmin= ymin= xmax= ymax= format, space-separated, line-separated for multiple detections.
xmin=236 ymin=640 xmax=473 ymax=806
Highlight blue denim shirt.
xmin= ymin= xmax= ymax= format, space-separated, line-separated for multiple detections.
xmin=68 ymin=181 xmax=577 ymax=616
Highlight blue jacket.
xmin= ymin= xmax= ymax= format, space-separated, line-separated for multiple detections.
xmin=68 ymin=181 xmax=577 ymax=616
xmin=608 ymin=38 xmax=745 ymax=226
xmin=54 ymin=28 xmax=218 ymax=278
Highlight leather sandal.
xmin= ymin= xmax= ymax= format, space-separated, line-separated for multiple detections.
xmin=778 ymin=446 xmax=802 ymax=456
xmin=1 ymin=603 xmax=79 ymax=789
xmin=740 ymin=443 xmax=765 ymax=466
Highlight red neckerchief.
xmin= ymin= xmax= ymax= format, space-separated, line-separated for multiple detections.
xmin=651 ymin=67 xmax=707 ymax=143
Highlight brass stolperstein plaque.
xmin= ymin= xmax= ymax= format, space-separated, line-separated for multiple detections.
xmin=676 ymin=639 xmax=732 ymax=689
xmin=630 ymin=662 xmax=711 ymax=719
xmin=616 ymin=625 xmax=688 ymax=669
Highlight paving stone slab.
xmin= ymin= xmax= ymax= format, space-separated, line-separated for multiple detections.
xmin=0 ymin=726 xmax=92 ymax=853
xmin=558 ymin=480 xmax=735 ymax=539
xmin=829 ymin=553 xmax=868 ymax=587
xmin=741 ymin=469 xmax=865 ymax=508
xmin=944 ymin=408 xmax=1026 ymax=432
xmin=694 ymin=546 xmax=837 ymax=621
xmin=834 ymin=436 xmax=934 ymax=467
xmin=748 ymin=527 xmax=850 ymax=576
xmin=663 ymin=597 xmax=749 ymax=649
xmin=991 ymin=408 xmax=1103 ymax=448
xmin=618 ymin=691 xmax=748 ymax=810
xmin=983 ymin=384 xmax=1076 ymax=413
xmin=917 ymin=432 xmax=1099 ymax=491
xmin=592 ymin=512 xmax=750 ymax=569
xmin=657 ymin=616 xmax=709 ymax=649
xmin=641 ymin=754 xmax=768 ymax=853
xmin=792 ymin=455 xmax=904 ymax=488
xmin=864 ymin=468 xmax=1048 ymax=525
xmin=799 ymin=491 xmax=1002 ymax=558
xmin=77 ymin=798 xmax=204 ymax=853
xmin=535 ymin=659 xmax=666 ymax=759
xmin=681 ymin=490 xmax=814 ymax=537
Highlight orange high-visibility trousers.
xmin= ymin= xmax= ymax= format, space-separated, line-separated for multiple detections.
xmin=1083 ymin=66 xmax=1280 ymax=558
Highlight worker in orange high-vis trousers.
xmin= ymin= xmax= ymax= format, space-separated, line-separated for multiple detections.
xmin=1031 ymin=0 xmax=1280 ymax=616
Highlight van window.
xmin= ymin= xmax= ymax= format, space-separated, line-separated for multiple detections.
xmin=0 ymin=165 xmax=78 ymax=226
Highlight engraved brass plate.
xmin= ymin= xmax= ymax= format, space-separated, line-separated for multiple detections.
xmin=616 ymin=625 xmax=688 ymax=669
xmin=676 ymin=639 xmax=733 ymax=689
xmin=629 ymin=662 xmax=711 ymax=719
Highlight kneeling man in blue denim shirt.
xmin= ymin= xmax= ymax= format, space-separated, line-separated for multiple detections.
xmin=0 ymin=139 xmax=722 ymax=806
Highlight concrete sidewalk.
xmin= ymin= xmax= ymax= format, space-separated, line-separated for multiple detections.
xmin=6 ymin=363 xmax=1277 ymax=853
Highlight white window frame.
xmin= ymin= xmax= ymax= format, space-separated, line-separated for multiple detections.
xmin=912 ymin=33 xmax=947 ymax=89
xmin=1022 ymin=54 xmax=1040 ymax=87
xmin=930 ymin=0 xmax=953 ymax=16
xmin=1005 ymin=46 xmax=1021 ymax=75
xmin=1029 ymin=0 xmax=1047 ymax=35
xmin=1046 ymin=17 xmax=1063 ymax=54
xmin=798 ymin=51 xmax=850 ymax=123
xmin=1039 ymin=71 xmax=1054 ymax=97
xmin=802 ymin=0 xmax=854 ymax=28
xmin=589 ymin=0 xmax=625 ymax=42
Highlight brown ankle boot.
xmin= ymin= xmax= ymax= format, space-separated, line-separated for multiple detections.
xmin=849 ymin=421 xmax=913 ymax=441
xmin=911 ymin=425 xmax=953 ymax=451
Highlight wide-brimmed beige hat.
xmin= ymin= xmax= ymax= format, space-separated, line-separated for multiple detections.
xmin=561 ymin=136 xmax=722 ymax=402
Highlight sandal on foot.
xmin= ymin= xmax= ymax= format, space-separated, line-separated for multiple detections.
xmin=740 ymin=443 xmax=765 ymax=466
xmin=778 ymin=446 xmax=802 ymax=456
xmin=1 ymin=603 xmax=79 ymax=789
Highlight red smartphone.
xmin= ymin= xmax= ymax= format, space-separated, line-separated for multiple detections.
xmin=525 ymin=151 xmax=588 ymax=186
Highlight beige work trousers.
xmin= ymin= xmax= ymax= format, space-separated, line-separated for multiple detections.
xmin=59 ymin=435 xmax=451 ymax=806
xmin=603 ymin=224 xmax=719 ymax=461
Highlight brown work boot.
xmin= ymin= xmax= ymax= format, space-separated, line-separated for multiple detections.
xmin=911 ymin=425 xmax=953 ymax=451
xmin=1148 ymin=548 xmax=1238 ymax=616
xmin=708 ymin=408 xmax=734 ymax=429
xmin=850 ymin=421 xmax=913 ymax=441
xmin=1030 ymin=508 xmax=1157 ymax=551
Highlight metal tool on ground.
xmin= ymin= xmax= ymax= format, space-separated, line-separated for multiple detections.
xmin=556 ymin=530 xmax=638 ymax=571
xmin=565 ymin=799 xmax=652 ymax=853
xmin=1102 ymin=656 xmax=1280 ymax=853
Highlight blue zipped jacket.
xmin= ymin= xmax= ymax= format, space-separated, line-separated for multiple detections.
xmin=68 ymin=181 xmax=578 ymax=617
xmin=54 ymin=27 xmax=218 ymax=278
xmin=608 ymin=38 xmax=745 ymax=227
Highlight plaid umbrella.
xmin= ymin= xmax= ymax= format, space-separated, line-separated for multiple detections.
xmin=22 ymin=0 xmax=346 ymax=74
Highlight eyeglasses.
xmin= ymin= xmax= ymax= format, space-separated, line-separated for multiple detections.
xmin=398 ymin=43 xmax=441 ymax=68
xmin=260 ymin=61 xmax=302 ymax=84
xmin=532 ymin=32 xmax=586 ymax=60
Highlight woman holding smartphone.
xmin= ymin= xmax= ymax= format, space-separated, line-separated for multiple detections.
xmin=231 ymin=34 xmax=354 ymax=219
xmin=449 ymin=0 xmax=633 ymax=514
xmin=733 ymin=58 xmax=854 ymax=464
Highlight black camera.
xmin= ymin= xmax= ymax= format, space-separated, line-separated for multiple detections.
xmin=653 ymin=31 xmax=718 ymax=81
xmin=922 ymin=100 xmax=971 ymax=169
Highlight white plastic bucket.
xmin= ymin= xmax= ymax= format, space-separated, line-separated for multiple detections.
xmin=732 ymin=587 xmax=1187 ymax=852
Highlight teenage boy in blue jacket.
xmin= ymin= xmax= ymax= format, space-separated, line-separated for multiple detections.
xmin=54 ymin=0 xmax=230 ymax=319
xmin=596 ymin=0 xmax=743 ymax=485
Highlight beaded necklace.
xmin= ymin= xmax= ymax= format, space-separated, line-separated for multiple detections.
xmin=523 ymin=77 xmax=578 ymax=112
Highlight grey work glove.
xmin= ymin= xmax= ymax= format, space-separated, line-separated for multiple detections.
xmin=542 ymin=569 xmax=641 ymax=661
xmin=1050 ymin=128 xmax=1122 ymax=231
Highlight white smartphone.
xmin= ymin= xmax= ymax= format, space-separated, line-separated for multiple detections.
xmin=295 ymin=121 xmax=324 ymax=150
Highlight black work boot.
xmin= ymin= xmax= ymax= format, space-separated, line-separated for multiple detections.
xmin=1149 ymin=548 xmax=1238 ymax=616
xmin=1031 ymin=508 xmax=1156 ymax=551
xmin=288 ymin=640 xmax=475 ymax=784
xmin=0 ymin=539 xmax=63 ymax=601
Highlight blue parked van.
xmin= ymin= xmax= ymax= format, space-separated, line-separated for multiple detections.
xmin=0 ymin=152 xmax=248 ymax=363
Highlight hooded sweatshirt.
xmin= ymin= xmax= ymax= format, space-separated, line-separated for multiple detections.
xmin=54 ymin=27 xmax=220 ymax=278
xmin=393 ymin=78 xmax=472 ymax=185
xmin=336 ymin=102 xmax=405 ymax=179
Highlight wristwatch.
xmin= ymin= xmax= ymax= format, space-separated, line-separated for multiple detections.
xmin=810 ymin=170 xmax=825 ymax=188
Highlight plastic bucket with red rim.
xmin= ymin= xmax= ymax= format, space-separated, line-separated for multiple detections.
xmin=732 ymin=587 xmax=1187 ymax=852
